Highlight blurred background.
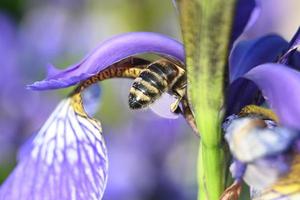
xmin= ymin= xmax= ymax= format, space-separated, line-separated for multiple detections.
xmin=0 ymin=0 xmax=198 ymax=199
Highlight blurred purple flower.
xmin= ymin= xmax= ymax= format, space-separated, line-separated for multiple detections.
xmin=103 ymin=115 xmax=194 ymax=200
xmin=226 ymin=32 xmax=300 ymax=116
xmin=228 ymin=27 xmax=300 ymax=124
xmin=0 ymin=13 xmax=57 ymax=167
xmin=240 ymin=0 xmax=300 ymax=41
xmin=225 ymin=28 xmax=300 ymax=194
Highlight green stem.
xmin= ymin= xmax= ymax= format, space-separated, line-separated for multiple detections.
xmin=198 ymin=142 xmax=225 ymax=200
xmin=175 ymin=0 xmax=236 ymax=199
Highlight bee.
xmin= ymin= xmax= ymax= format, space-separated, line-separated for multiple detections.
xmin=75 ymin=57 xmax=197 ymax=133
xmin=128 ymin=58 xmax=198 ymax=133
xmin=128 ymin=58 xmax=186 ymax=111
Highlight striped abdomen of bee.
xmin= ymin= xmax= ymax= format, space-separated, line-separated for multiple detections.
xmin=128 ymin=59 xmax=186 ymax=109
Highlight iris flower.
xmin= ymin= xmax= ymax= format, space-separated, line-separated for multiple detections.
xmin=0 ymin=32 xmax=187 ymax=199
xmin=0 ymin=0 xmax=257 ymax=199
xmin=3 ymin=0 xmax=299 ymax=199
xmin=0 ymin=12 xmax=60 ymax=179
xmin=223 ymin=27 xmax=300 ymax=199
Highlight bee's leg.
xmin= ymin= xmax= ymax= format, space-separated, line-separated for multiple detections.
xmin=220 ymin=181 xmax=242 ymax=200
xmin=170 ymin=97 xmax=182 ymax=113
xmin=172 ymin=94 xmax=198 ymax=135
xmin=170 ymin=87 xmax=186 ymax=113
xmin=180 ymin=96 xmax=199 ymax=135
xmin=170 ymin=87 xmax=198 ymax=135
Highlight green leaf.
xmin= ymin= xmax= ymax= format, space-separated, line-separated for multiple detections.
xmin=175 ymin=0 xmax=236 ymax=199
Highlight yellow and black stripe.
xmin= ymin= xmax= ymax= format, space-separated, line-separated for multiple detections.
xmin=128 ymin=59 xmax=181 ymax=109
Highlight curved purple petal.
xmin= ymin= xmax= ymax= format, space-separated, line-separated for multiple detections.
xmin=289 ymin=50 xmax=300 ymax=68
xmin=244 ymin=63 xmax=300 ymax=130
xmin=28 ymin=32 xmax=185 ymax=90
xmin=229 ymin=35 xmax=287 ymax=82
xmin=226 ymin=35 xmax=287 ymax=115
xmin=0 ymin=95 xmax=108 ymax=199
xmin=230 ymin=0 xmax=255 ymax=44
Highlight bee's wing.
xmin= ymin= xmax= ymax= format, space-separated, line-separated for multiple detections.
xmin=0 ymin=93 xmax=108 ymax=199
xmin=159 ymin=55 xmax=185 ymax=68
xmin=252 ymin=154 xmax=300 ymax=200
xmin=149 ymin=93 xmax=180 ymax=119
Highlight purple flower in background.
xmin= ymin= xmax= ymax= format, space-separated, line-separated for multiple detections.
xmin=0 ymin=32 xmax=185 ymax=199
xmin=103 ymin=115 xmax=195 ymax=200
xmin=227 ymin=27 xmax=300 ymax=129
xmin=0 ymin=0 xmax=109 ymax=167
xmin=223 ymin=28 xmax=300 ymax=199
xmin=241 ymin=0 xmax=300 ymax=40
xmin=0 ymin=13 xmax=58 ymax=170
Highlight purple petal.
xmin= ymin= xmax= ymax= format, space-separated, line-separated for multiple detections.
xmin=287 ymin=27 xmax=300 ymax=51
xmin=226 ymin=35 xmax=287 ymax=115
xmin=229 ymin=160 xmax=246 ymax=181
xmin=0 ymin=95 xmax=108 ymax=199
xmin=229 ymin=35 xmax=287 ymax=82
xmin=28 ymin=32 xmax=184 ymax=90
xmin=240 ymin=0 xmax=300 ymax=40
xmin=230 ymin=0 xmax=255 ymax=44
xmin=288 ymin=50 xmax=300 ymax=70
xmin=279 ymin=27 xmax=300 ymax=67
xmin=244 ymin=63 xmax=300 ymax=129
